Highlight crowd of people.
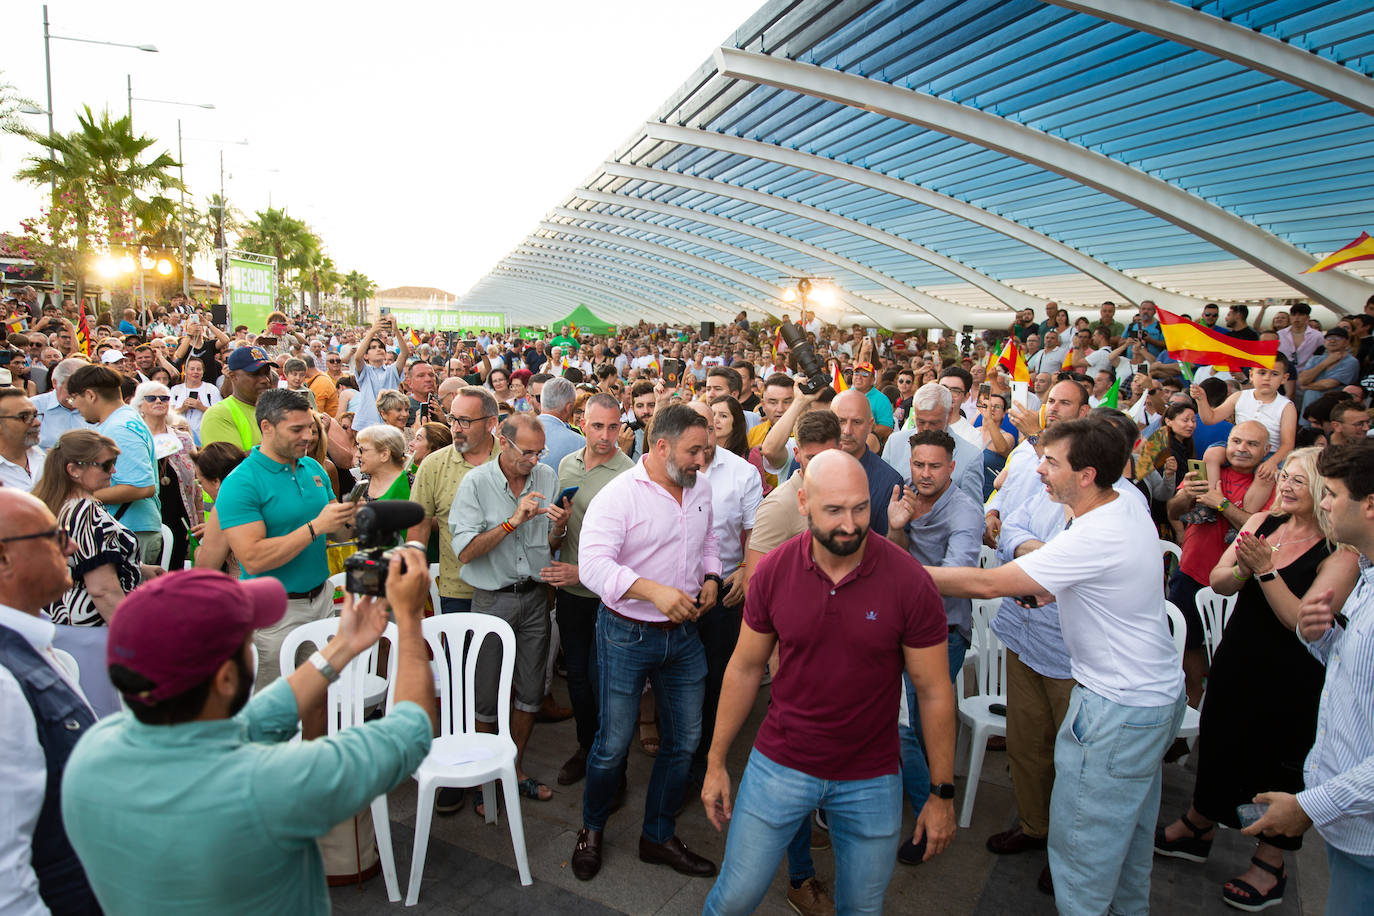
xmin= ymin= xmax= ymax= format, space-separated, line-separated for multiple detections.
xmin=2 ymin=282 xmax=1374 ymax=915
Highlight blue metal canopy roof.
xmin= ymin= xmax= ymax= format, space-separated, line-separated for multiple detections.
xmin=463 ymin=0 xmax=1374 ymax=329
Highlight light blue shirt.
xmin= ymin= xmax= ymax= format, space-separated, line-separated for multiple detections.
xmin=1298 ymin=556 xmax=1374 ymax=855
xmin=97 ymin=405 xmax=160 ymax=533
xmin=62 ymin=678 xmax=432 ymax=916
xmin=352 ymin=363 xmax=401 ymax=431
xmin=449 ymin=458 xmax=559 ymax=590
xmin=537 ymin=414 xmax=585 ymax=473
xmin=32 ymin=390 xmax=95 ymax=451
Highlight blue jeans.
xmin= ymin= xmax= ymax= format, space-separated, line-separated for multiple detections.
xmin=581 ymin=607 xmax=705 ymax=843
xmin=1049 ymin=685 xmax=1187 ymax=916
xmin=1327 ymin=845 xmax=1374 ymax=915
xmin=900 ymin=629 xmax=968 ymax=819
xmin=703 ymin=748 xmax=901 ymax=915
xmin=438 ymin=596 xmax=472 ymax=614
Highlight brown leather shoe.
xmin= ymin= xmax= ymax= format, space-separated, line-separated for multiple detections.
xmin=537 ymin=693 xmax=574 ymax=723
xmin=571 ymin=828 xmax=602 ymax=881
xmin=786 ymin=876 xmax=835 ymax=916
xmin=638 ymin=835 xmax=717 ymax=877
xmin=986 ymin=826 xmax=1049 ymax=855
xmin=557 ymin=747 xmax=588 ymax=786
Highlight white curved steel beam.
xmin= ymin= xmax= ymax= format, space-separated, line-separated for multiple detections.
xmin=544 ymin=213 xmax=935 ymax=329
xmin=601 ymin=161 xmax=1043 ymax=311
xmin=566 ymin=191 xmax=981 ymax=328
xmin=487 ymin=269 xmax=651 ymax=324
xmin=461 ymin=277 xmax=571 ymax=323
xmin=470 ymin=268 xmax=649 ymax=325
xmin=509 ymin=247 xmax=724 ymax=312
xmin=712 ymin=46 xmax=1374 ymax=308
xmin=643 ymin=124 xmax=1244 ymax=310
xmin=517 ymin=238 xmax=778 ymax=312
xmin=1046 ymin=0 xmax=1374 ymax=118
xmin=504 ymin=253 xmax=708 ymax=318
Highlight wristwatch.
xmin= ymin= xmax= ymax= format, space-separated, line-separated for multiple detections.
xmin=703 ymin=573 xmax=725 ymax=590
xmin=308 ymin=650 xmax=340 ymax=684
xmin=930 ymin=782 xmax=956 ymax=800
xmin=1257 ymin=569 xmax=1279 ymax=583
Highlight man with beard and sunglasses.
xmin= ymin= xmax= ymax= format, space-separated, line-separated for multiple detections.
xmin=570 ymin=404 xmax=723 ymax=882
xmin=700 ymin=449 xmax=956 ymax=914
xmin=61 ymin=556 xmax=438 ymax=915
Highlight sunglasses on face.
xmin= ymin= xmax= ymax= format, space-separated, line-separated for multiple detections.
xmin=143 ymin=395 xmax=171 ymax=403
xmin=76 ymin=459 xmax=118 ymax=473
xmin=0 ymin=527 xmax=70 ymax=550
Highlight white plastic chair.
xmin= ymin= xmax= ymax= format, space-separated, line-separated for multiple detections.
xmin=978 ymin=545 xmax=1000 ymax=569
xmin=1164 ymin=601 xmax=1200 ymax=745
xmin=397 ymin=613 xmax=531 ymax=905
xmin=278 ymin=618 xmax=403 ymax=903
xmin=1194 ymin=587 xmax=1236 ymax=664
xmin=955 ymin=598 xmax=1007 ymax=828
xmin=428 ymin=562 xmax=441 ymax=614
xmin=1160 ymin=538 xmax=1181 ymax=583
xmin=159 ymin=523 xmax=174 ymax=570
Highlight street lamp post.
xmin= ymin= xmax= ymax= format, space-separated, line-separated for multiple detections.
xmin=41 ymin=4 xmax=157 ymax=298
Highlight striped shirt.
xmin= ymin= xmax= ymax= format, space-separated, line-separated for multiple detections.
xmin=1298 ymin=555 xmax=1374 ymax=855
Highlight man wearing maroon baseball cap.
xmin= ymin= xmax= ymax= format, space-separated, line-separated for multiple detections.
xmin=60 ymin=551 xmax=438 ymax=915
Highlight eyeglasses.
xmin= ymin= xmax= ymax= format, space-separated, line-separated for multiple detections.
xmin=0 ymin=411 xmax=38 ymax=423
xmin=1278 ymin=470 xmax=1309 ymax=488
xmin=326 ymin=358 xmax=342 ymax=364
xmin=143 ymin=395 xmax=171 ymax=403
xmin=76 ymin=459 xmax=118 ymax=473
xmin=510 ymin=445 xmax=549 ymax=460
xmin=0 ymin=527 xmax=69 ymax=550
xmin=452 ymin=414 xmax=495 ymax=429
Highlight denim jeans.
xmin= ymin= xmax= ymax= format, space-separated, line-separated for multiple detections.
xmin=900 ymin=629 xmax=968 ymax=819
xmin=1326 ymin=845 xmax=1374 ymax=915
xmin=691 ymin=598 xmax=742 ymax=784
xmin=556 ymin=589 xmax=601 ymax=751
xmin=582 ymin=607 xmax=706 ymax=843
xmin=703 ymin=748 xmax=901 ymax=915
xmin=1048 ymin=684 xmax=1187 ymax=916
xmin=438 ymin=596 xmax=472 ymax=614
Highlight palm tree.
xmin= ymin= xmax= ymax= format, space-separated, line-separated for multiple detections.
xmin=342 ymin=270 xmax=377 ymax=324
xmin=237 ymin=207 xmax=318 ymax=312
xmin=0 ymin=73 xmax=38 ymax=139
xmin=202 ymin=193 xmax=242 ymax=292
xmin=15 ymin=106 xmax=183 ymax=303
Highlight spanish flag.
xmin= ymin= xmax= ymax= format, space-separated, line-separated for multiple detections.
xmin=997 ymin=338 xmax=1030 ymax=383
xmin=570 ymin=323 xmax=578 ymax=339
xmin=1061 ymin=346 xmax=1074 ymax=371
xmin=1156 ymin=306 xmax=1278 ymax=369
xmin=830 ymin=361 xmax=848 ymax=392
xmin=1304 ymin=232 xmax=1374 ymax=273
xmin=409 ymin=328 xmax=422 ymax=347
xmin=77 ymin=300 xmax=91 ymax=355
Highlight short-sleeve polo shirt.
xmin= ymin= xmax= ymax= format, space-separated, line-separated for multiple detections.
xmin=215 ymin=449 xmax=334 ymax=593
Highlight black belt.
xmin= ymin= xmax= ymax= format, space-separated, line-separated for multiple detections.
xmin=605 ymin=605 xmax=678 ymax=631
xmin=494 ymin=579 xmax=542 ymax=594
xmin=287 ymin=583 xmax=326 ymax=600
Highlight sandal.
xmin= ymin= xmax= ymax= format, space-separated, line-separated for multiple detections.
xmin=1154 ymin=812 xmax=1213 ymax=863
xmin=639 ymin=716 xmax=660 ymax=757
xmin=517 ymin=776 xmax=552 ymax=802
xmin=1222 ymin=856 xmax=1285 ymax=912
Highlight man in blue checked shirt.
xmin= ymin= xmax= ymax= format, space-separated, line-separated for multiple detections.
xmin=1244 ymin=443 xmax=1374 ymax=913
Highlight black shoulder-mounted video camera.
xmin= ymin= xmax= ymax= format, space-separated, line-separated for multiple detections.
xmin=343 ymin=499 xmax=426 ymax=596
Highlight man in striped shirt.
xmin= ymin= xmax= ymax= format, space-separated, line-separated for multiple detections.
xmin=1245 ymin=443 xmax=1374 ymax=912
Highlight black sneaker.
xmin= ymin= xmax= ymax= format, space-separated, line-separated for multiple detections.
xmin=435 ymin=787 xmax=465 ymax=815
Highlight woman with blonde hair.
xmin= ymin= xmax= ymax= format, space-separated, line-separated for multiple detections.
xmin=375 ymin=388 xmax=410 ymax=431
xmin=355 ymin=423 xmax=412 ymax=502
xmin=1154 ymin=447 xmax=1361 ymax=910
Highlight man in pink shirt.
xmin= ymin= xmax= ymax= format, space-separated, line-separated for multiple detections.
xmin=571 ymin=404 xmax=722 ymax=882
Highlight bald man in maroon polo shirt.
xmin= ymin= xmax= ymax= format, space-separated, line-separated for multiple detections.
xmin=700 ymin=450 xmax=957 ymax=914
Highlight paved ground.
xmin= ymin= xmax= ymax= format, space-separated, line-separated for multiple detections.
xmin=331 ymin=681 xmax=1328 ymax=915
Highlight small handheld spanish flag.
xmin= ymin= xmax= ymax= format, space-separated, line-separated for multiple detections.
xmin=830 ymin=361 xmax=848 ymax=392
xmin=1304 ymin=232 xmax=1374 ymax=273
xmin=409 ymin=328 xmax=422 ymax=347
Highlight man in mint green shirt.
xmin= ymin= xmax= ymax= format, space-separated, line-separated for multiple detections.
xmin=62 ymin=555 xmax=437 ymax=916
xmin=215 ymin=389 xmax=357 ymax=693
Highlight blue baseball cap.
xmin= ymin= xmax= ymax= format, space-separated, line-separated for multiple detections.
xmin=227 ymin=346 xmax=272 ymax=372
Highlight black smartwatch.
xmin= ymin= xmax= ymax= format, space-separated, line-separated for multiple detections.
xmin=703 ymin=573 xmax=725 ymax=590
xmin=930 ymin=782 xmax=956 ymax=800
xmin=1257 ymin=569 xmax=1279 ymax=583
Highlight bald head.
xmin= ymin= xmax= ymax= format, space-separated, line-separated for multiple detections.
xmin=831 ymin=389 xmax=875 ymax=458
xmin=1226 ymin=420 xmax=1269 ymax=471
xmin=0 ymin=490 xmax=72 ymax=611
xmin=799 ymin=450 xmax=870 ymax=558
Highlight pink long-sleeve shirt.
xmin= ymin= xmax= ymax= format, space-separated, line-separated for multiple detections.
xmin=577 ymin=459 xmax=721 ymax=623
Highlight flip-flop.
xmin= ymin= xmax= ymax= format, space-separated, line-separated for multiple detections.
xmin=518 ymin=776 xmax=553 ymax=801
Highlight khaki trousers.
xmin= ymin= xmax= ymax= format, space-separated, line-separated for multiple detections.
xmin=1005 ymin=649 xmax=1076 ymax=838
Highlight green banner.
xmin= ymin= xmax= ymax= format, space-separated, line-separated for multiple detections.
xmin=384 ymin=308 xmax=505 ymax=333
xmin=226 ymin=255 xmax=276 ymax=333
xmin=518 ymin=327 xmax=543 ymax=340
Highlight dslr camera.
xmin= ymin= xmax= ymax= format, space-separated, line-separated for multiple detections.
xmin=778 ymin=320 xmax=828 ymax=395
xmin=343 ymin=500 xmax=426 ymax=596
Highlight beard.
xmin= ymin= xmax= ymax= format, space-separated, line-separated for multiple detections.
xmin=228 ymin=649 xmax=254 ymax=717
xmin=808 ymin=517 xmax=867 ymax=556
xmin=666 ymin=452 xmax=698 ymax=487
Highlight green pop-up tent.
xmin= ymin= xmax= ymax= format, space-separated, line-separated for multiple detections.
xmin=552 ymin=304 xmax=616 ymax=336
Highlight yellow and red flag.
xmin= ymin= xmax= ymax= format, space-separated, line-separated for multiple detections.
xmin=409 ymin=328 xmax=422 ymax=347
xmin=997 ymin=338 xmax=1030 ymax=383
xmin=1156 ymin=306 xmax=1278 ymax=369
xmin=830 ymin=361 xmax=848 ymax=392
xmin=76 ymin=300 xmax=91 ymax=355
xmin=1061 ymin=346 xmax=1074 ymax=371
xmin=1304 ymin=232 xmax=1374 ymax=273
xmin=570 ymin=323 xmax=578 ymax=339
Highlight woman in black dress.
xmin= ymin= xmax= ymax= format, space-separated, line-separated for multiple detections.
xmin=1153 ymin=447 xmax=1359 ymax=910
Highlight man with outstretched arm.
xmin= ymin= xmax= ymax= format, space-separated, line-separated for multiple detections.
xmin=701 ymin=449 xmax=956 ymax=915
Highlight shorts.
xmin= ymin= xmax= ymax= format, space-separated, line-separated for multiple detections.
xmin=470 ymin=587 xmax=550 ymax=721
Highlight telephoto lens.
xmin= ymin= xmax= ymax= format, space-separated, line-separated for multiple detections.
xmin=778 ymin=321 xmax=828 ymax=394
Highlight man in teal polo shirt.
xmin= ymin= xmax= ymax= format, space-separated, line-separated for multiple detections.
xmin=217 ymin=389 xmax=356 ymax=699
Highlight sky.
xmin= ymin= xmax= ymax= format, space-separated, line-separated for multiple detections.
xmin=0 ymin=0 xmax=757 ymax=296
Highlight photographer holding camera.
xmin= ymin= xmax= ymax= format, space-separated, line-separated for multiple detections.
xmin=216 ymin=390 xmax=357 ymax=702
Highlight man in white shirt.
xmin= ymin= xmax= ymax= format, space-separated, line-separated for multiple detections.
xmin=927 ymin=417 xmax=1186 ymax=915
xmin=169 ymin=356 xmax=222 ymax=445
xmin=685 ymin=402 xmax=763 ymax=788
xmin=0 ymin=388 xmax=45 ymax=491
xmin=0 ymin=489 xmax=100 ymax=915
xmin=1028 ymin=330 xmax=1067 ymax=375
